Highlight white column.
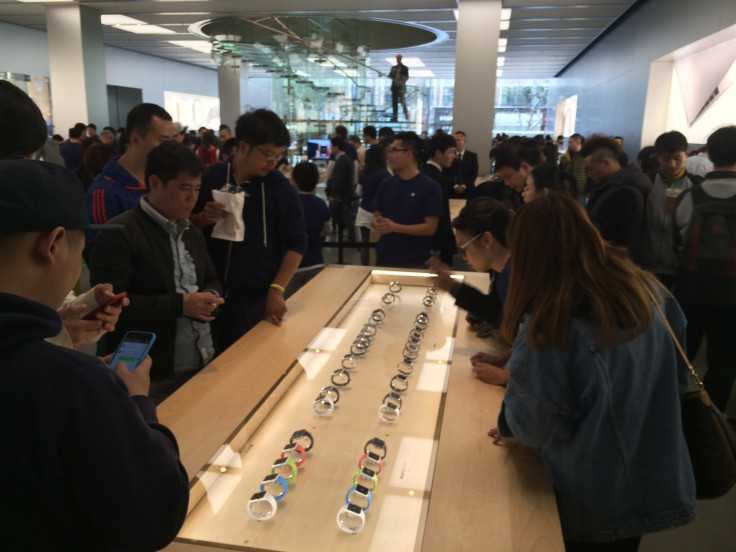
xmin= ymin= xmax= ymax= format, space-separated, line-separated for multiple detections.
xmin=218 ymin=55 xmax=242 ymax=128
xmin=46 ymin=4 xmax=108 ymax=135
xmin=452 ymin=0 xmax=501 ymax=177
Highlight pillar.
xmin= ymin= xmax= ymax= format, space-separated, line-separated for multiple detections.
xmin=452 ymin=0 xmax=501 ymax=177
xmin=218 ymin=55 xmax=243 ymax=128
xmin=46 ymin=4 xmax=108 ymax=134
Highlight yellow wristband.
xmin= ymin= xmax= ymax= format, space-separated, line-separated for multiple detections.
xmin=270 ymin=283 xmax=285 ymax=294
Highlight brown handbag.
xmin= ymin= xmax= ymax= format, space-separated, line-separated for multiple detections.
xmin=649 ymin=290 xmax=736 ymax=499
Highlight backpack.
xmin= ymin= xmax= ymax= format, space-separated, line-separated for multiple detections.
xmin=679 ymin=185 xmax=736 ymax=304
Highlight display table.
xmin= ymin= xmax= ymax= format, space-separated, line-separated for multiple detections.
xmin=159 ymin=266 xmax=563 ymax=551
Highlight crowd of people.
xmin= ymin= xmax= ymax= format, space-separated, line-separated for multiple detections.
xmin=2 ymin=74 xmax=736 ymax=550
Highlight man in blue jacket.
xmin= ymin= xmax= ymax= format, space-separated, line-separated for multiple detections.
xmin=192 ymin=109 xmax=307 ymax=351
xmin=0 ymin=159 xmax=189 ymax=550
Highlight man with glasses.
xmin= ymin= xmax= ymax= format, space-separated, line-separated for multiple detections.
xmin=192 ymin=109 xmax=306 ymax=350
xmin=372 ymin=131 xmax=443 ymax=268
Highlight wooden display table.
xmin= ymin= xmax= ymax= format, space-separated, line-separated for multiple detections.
xmin=159 ymin=266 xmax=563 ymax=551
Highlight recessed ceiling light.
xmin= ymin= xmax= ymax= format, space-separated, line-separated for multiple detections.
xmin=384 ymin=57 xmax=425 ymax=67
xmin=496 ymin=69 xmax=503 ymax=77
xmin=169 ymin=40 xmax=212 ymax=53
xmin=453 ymin=9 xmax=458 ymax=20
xmin=17 ymin=0 xmax=72 ymax=3
xmin=112 ymin=24 xmax=177 ymax=35
xmin=411 ymin=69 xmax=435 ymax=78
xmin=500 ymin=8 xmax=512 ymax=20
xmin=500 ymin=21 xmax=510 ymax=31
xmin=101 ymin=14 xmax=145 ymax=26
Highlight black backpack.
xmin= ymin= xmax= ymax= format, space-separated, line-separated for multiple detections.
xmin=679 ymin=185 xmax=736 ymax=304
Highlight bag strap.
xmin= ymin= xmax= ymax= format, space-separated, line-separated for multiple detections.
xmin=644 ymin=285 xmax=704 ymax=389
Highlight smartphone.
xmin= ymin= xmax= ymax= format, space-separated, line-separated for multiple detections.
xmin=82 ymin=291 xmax=127 ymax=320
xmin=109 ymin=331 xmax=156 ymax=371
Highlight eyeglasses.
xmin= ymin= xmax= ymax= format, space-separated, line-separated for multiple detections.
xmin=457 ymin=233 xmax=482 ymax=252
xmin=386 ymin=147 xmax=409 ymax=154
xmin=255 ymin=146 xmax=283 ymax=163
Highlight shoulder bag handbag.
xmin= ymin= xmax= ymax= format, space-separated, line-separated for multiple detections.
xmin=647 ymin=287 xmax=736 ymax=499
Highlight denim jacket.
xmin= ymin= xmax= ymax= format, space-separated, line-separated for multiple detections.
xmin=499 ymin=297 xmax=696 ymax=542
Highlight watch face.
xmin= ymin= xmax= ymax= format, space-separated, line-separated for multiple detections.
xmin=389 ymin=281 xmax=402 ymax=293
xmin=319 ymin=386 xmax=340 ymax=404
xmin=248 ymin=492 xmax=277 ymax=520
xmin=402 ymin=348 xmax=418 ymax=361
xmin=372 ymin=308 xmax=386 ymax=320
xmin=361 ymin=324 xmax=377 ymax=337
xmin=350 ymin=343 xmax=367 ymax=356
xmin=365 ymin=437 xmax=388 ymax=458
xmin=262 ymin=474 xmax=278 ymax=483
xmin=347 ymin=489 xmax=371 ymax=510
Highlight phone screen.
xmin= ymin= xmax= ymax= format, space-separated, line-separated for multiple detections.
xmin=110 ymin=331 xmax=156 ymax=371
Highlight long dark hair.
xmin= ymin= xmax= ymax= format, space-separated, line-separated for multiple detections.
xmin=501 ymin=193 xmax=658 ymax=349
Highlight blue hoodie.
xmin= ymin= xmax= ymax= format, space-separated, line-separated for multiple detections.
xmin=86 ymin=156 xmax=147 ymax=226
xmin=0 ymin=292 xmax=189 ymax=551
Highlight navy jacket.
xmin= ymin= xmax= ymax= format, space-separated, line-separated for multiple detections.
xmin=0 ymin=292 xmax=189 ymax=551
xmin=195 ymin=162 xmax=307 ymax=301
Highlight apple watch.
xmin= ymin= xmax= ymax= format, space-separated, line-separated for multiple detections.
xmin=381 ymin=292 xmax=396 ymax=306
xmin=408 ymin=329 xmax=423 ymax=343
xmin=319 ymin=386 xmax=340 ymax=404
xmin=396 ymin=361 xmax=413 ymax=376
xmin=378 ymin=402 xmax=400 ymax=423
xmin=289 ymin=429 xmax=314 ymax=452
xmin=371 ymin=308 xmax=386 ymax=321
xmin=389 ymin=281 xmax=402 ymax=293
xmin=342 ymin=354 xmax=358 ymax=370
xmin=360 ymin=324 xmax=377 ymax=337
xmin=390 ymin=374 xmax=409 ymax=393
xmin=422 ymin=296 xmax=435 ymax=309
xmin=345 ymin=484 xmax=372 ymax=510
xmin=270 ymin=457 xmax=298 ymax=482
xmin=260 ymin=473 xmax=288 ymax=501
xmin=280 ymin=442 xmax=306 ymax=466
xmin=404 ymin=342 xmax=419 ymax=354
xmin=402 ymin=348 xmax=418 ymax=362
xmin=336 ymin=503 xmax=366 ymax=533
xmin=382 ymin=391 xmax=403 ymax=409
xmin=427 ymin=284 xmax=438 ymax=296
xmin=247 ymin=491 xmax=278 ymax=521
xmin=313 ymin=394 xmax=335 ymax=416
xmin=350 ymin=343 xmax=367 ymax=356
xmin=331 ymin=368 xmax=351 ymax=387
xmin=352 ymin=467 xmax=378 ymax=491
xmin=358 ymin=451 xmax=383 ymax=474
xmin=364 ymin=437 xmax=388 ymax=459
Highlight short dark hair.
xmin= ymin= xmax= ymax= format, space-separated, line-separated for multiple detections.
xmin=234 ymin=109 xmax=290 ymax=148
xmin=569 ymin=133 xmax=584 ymax=144
xmin=637 ymin=146 xmax=659 ymax=174
xmin=219 ymin=124 xmax=231 ymax=132
xmin=0 ymin=81 xmax=47 ymax=159
xmin=454 ymin=130 xmax=467 ymax=138
xmin=126 ymin=103 xmax=172 ymax=138
xmin=331 ymin=137 xmax=345 ymax=151
xmin=707 ymin=126 xmax=736 ymax=167
xmin=654 ymin=131 xmax=688 ymax=154
xmin=378 ymin=126 xmax=395 ymax=139
xmin=221 ymin=137 xmax=237 ymax=157
xmin=363 ymin=126 xmax=377 ymax=140
xmin=334 ymin=125 xmax=348 ymax=139
xmin=394 ymin=131 xmax=422 ymax=164
xmin=452 ymin=197 xmax=511 ymax=248
xmin=145 ymin=141 xmax=206 ymax=189
xmin=530 ymin=164 xmax=579 ymax=197
xmin=69 ymin=127 xmax=84 ymax=139
xmin=580 ymin=134 xmax=620 ymax=161
xmin=292 ymin=161 xmax=319 ymax=192
xmin=428 ymin=132 xmax=456 ymax=159
xmin=494 ymin=137 xmax=542 ymax=171
xmin=86 ymin=123 xmax=97 ymax=130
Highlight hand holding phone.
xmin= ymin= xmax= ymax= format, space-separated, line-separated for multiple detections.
xmin=82 ymin=291 xmax=127 ymax=320
xmin=109 ymin=331 xmax=156 ymax=372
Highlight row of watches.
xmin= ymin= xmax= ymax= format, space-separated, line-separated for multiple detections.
xmin=337 ymin=438 xmax=388 ymax=533
xmin=247 ymin=429 xmax=315 ymax=521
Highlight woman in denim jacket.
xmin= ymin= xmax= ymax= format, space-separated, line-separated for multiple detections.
xmin=492 ymin=194 xmax=696 ymax=551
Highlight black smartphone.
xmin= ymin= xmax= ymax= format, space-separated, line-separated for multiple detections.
xmin=108 ymin=331 xmax=156 ymax=371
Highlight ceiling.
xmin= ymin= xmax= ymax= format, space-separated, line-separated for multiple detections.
xmin=0 ymin=0 xmax=638 ymax=80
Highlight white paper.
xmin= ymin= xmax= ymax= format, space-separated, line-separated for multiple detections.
xmin=210 ymin=189 xmax=245 ymax=242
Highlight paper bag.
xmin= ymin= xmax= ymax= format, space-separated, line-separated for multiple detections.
xmin=210 ymin=189 xmax=245 ymax=242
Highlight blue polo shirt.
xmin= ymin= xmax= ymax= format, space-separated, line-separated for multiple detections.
xmin=374 ymin=172 xmax=443 ymax=267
